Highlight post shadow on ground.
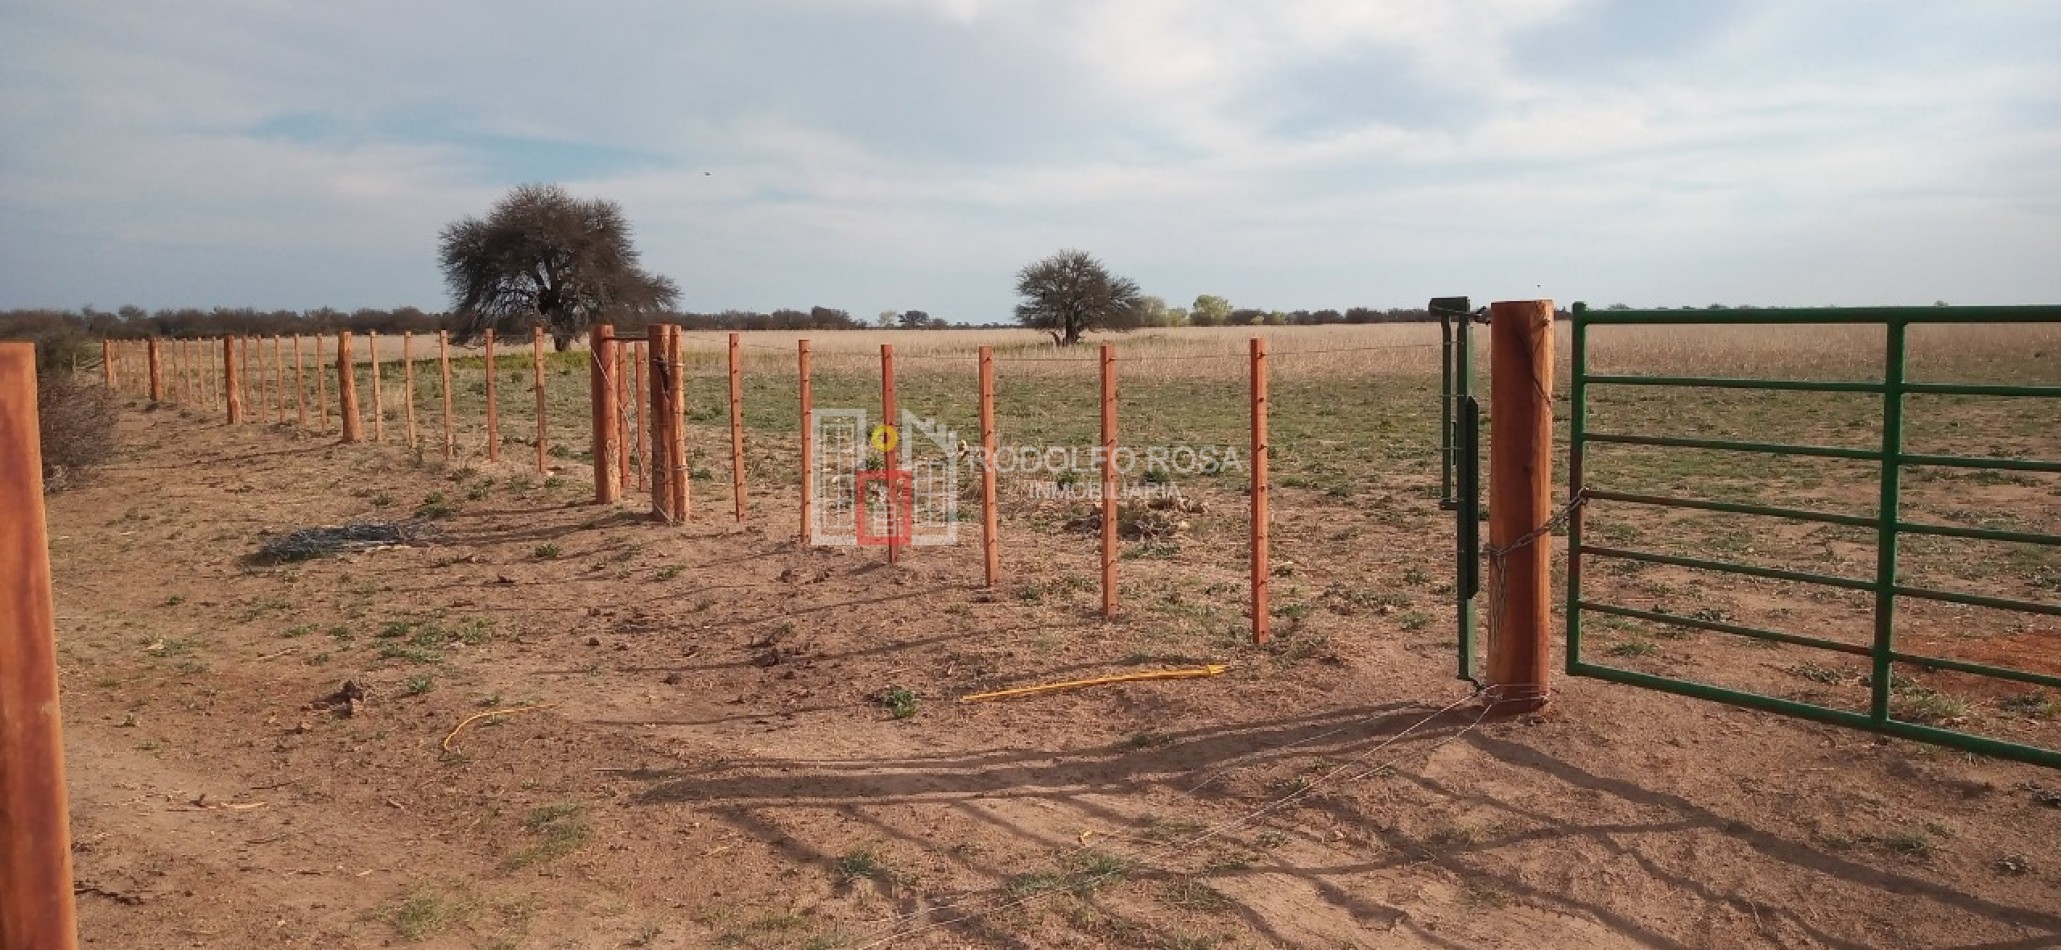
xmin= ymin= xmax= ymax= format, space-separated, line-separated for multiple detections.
xmin=1204 ymin=730 xmax=2061 ymax=949
xmin=623 ymin=701 xmax=1454 ymax=948
xmin=603 ymin=700 xmax=2061 ymax=948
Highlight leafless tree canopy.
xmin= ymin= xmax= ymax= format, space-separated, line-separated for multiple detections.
xmin=1011 ymin=249 xmax=1143 ymax=346
xmin=438 ymin=184 xmax=679 ymax=349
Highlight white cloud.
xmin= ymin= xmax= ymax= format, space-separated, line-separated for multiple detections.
xmin=1 ymin=0 xmax=2058 ymax=314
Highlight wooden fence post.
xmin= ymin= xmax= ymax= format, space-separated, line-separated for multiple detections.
xmin=402 ymin=332 xmax=417 ymax=447
xmin=438 ymin=331 xmax=455 ymax=461
xmin=669 ymin=327 xmax=689 ymax=519
xmin=258 ymin=337 xmax=269 ymax=422
xmin=1100 ymin=343 xmax=1118 ymax=619
xmin=243 ymin=337 xmax=254 ymax=419
xmin=315 ymin=334 xmax=329 ymax=432
xmin=337 ymin=331 xmax=362 ymax=443
xmin=1486 ymin=299 xmax=1555 ymax=712
xmin=591 ymin=325 xmax=619 ymax=504
xmin=728 ymin=332 xmax=746 ymax=522
xmin=0 ymin=343 xmax=82 ymax=950
xmin=292 ymin=336 xmax=307 ymax=428
xmin=147 ymin=339 xmax=163 ymax=403
xmin=223 ymin=336 xmax=242 ymax=424
xmin=881 ymin=343 xmax=898 ymax=564
xmin=614 ymin=337 xmax=631 ymax=491
xmin=532 ymin=326 xmax=548 ymax=474
xmin=240 ymin=336 xmax=254 ymax=415
xmin=798 ymin=339 xmax=812 ymax=544
xmin=979 ymin=345 xmax=1000 ymax=587
xmin=631 ymin=340 xmax=647 ymax=491
xmin=648 ymin=326 xmax=674 ymax=521
xmin=1251 ymin=337 xmax=1270 ymax=644
xmin=369 ymin=331 xmax=386 ymax=441
xmin=101 ymin=340 xmax=114 ymax=391
xmin=272 ymin=336 xmax=286 ymax=423
xmin=484 ymin=329 xmax=500 ymax=462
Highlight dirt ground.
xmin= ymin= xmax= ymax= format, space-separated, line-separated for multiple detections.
xmin=46 ymin=399 xmax=2061 ymax=949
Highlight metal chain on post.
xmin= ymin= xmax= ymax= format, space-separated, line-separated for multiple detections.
xmin=1481 ymin=492 xmax=1586 ymax=706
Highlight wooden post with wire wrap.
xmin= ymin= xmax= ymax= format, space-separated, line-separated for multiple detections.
xmin=1485 ymin=299 xmax=1555 ymax=711
xmin=590 ymin=324 xmax=619 ymax=503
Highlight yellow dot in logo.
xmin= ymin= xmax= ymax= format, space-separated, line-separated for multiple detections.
xmin=869 ymin=424 xmax=899 ymax=453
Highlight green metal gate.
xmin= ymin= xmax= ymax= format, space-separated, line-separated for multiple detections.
xmin=1436 ymin=297 xmax=1483 ymax=685
xmin=1566 ymin=304 xmax=2061 ymax=769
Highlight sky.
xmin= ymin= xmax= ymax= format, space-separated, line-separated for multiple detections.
xmin=2 ymin=0 xmax=2058 ymax=322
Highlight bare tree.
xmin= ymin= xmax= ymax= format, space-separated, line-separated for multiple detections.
xmin=1012 ymin=249 xmax=1141 ymax=346
xmin=438 ymin=184 xmax=678 ymax=350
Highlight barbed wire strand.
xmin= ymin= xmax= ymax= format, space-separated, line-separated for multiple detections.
xmin=883 ymin=342 xmax=1443 ymax=365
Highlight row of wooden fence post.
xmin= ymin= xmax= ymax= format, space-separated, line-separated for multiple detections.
xmin=648 ymin=325 xmax=689 ymax=521
xmin=106 ymin=331 xmax=559 ymax=470
xmin=101 ymin=313 xmax=1553 ymax=702
xmin=574 ymin=330 xmax=1254 ymax=633
xmin=612 ymin=323 xmax=1542 ymax=697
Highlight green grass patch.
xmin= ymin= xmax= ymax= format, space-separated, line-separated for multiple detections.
xmin=503 ymin=801 xmax=590 ymax=870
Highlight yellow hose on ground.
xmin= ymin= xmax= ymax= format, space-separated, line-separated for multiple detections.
xmin=957 ymin=665 xmax=1229 ymax=703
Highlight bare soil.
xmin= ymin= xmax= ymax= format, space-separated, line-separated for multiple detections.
xmin=49 ymin=402 xmax=2061 ymax=949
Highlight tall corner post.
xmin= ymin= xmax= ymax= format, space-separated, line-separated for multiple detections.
xmin=1485 ymin=299 xmax=1554 ymax=711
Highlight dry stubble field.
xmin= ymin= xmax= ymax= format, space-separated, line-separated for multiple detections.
xmin=47 ymin=322 xmax=2061 ymax=948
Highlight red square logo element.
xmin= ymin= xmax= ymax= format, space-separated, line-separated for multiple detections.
xmin=856 ymin=470 xmax=914 ymax=546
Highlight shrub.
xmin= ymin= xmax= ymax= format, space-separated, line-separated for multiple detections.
xmin=36 ymin=369 xmax=119 ymax=491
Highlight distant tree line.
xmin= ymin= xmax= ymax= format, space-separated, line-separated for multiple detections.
xmin=0 ymin=300 xmax=1469 ymax=343
xmin=0 ymin=305 xmax=890 ymax=341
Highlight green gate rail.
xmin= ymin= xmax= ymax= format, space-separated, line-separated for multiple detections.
xmin=1567 ymin=303 xmax=2061 ymax=769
